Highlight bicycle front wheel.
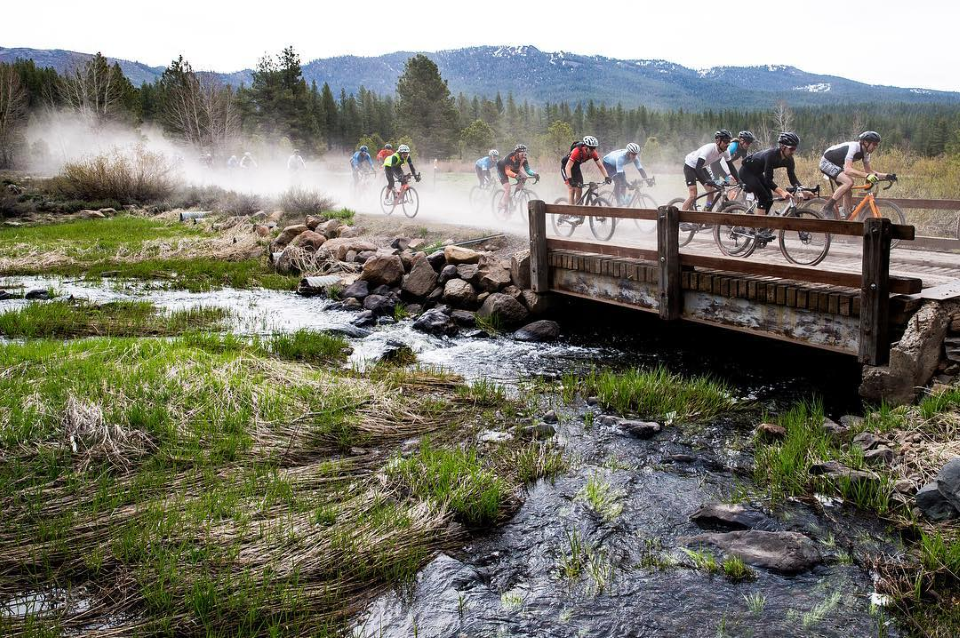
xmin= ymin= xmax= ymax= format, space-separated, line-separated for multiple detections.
xmin=632 ymin=193 xmax=658 ymax=232
xmin=515 ymin=190 xmax=535 ymax=220
xmin=550 ymin=198 xmax=577 ymax=237
xmin=380 ymin=186 xmax=396 ymax=215
xmin=779 ymin=208 xmax=831 ymax=266
xmin=589 ymin=196 xmax=617 ymax=242
xmin=469 ymin=186 xmax=487 ymax=213
xmin=667 ymin=197 xmax=699 ymax=247
xmin=401 ymin=187 xmax=420 ymax=218
xmin=492 ymin=191 xmax=511 ymax=221
xmin=713 ymin=202 xmax=757 ymax=258
xmin=860 ymin=200 xmax=905 ymax=249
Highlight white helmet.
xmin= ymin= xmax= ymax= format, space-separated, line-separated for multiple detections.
xmin=489 ymin=149 xmax=500 ymax=157
xmin=514 ymin=144 xmax=527 ymax=153
xmin=397 ymin=144 xmax=410 ymax=153
xmin=626 ymin=142 xmax=641 ymax=154
xmin=583 ymin=135 xmax=599 ymax=148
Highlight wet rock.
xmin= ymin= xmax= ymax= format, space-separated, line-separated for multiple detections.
xmin=478 ymin=293 xmax=528 ymax=327
xmin=463 ymin=329 xmax=490 ymax=339
xmin=404 ymin=304 xmax=422 ymax=317
xmin=0 ymin=290 xmax=13 ymax=300
xmin=864 ymin=447 xmax=896 ymax=466
xmin=359 ymin=254 xmax=404 ymax=287
xmin=936 ymin=457 xmax=960 ymax=511
xmin=541 ymin=409 xmax=559 ymax=423
xmin=363 ymin=294 xmax=395 ymax=316
xmin=352 ymin=310 xmax=376 ymax=328
xmin=524 ymin=423 xmax=556 ymax=438
xmin=687 ymin=530 xmax=822 ymax=574
xmin=378 ymin=340 xmax=415 ymax=364
xmin=619 ymin=420 xmax=662 ymax=439
xmin=478 ymin=264 xmax=512 ymax=292
xmin=371 ymin=284 xmax=393 ymax=297
xmin=438 ymin=264 xmax=459 ymax=284
xmin=271 ymin=224 xmax=308 ymax=251
xmin=24 ymin=289 xmax=52 ymax=300
xmin=342 ymin=280 xmax=369 ymax=300
xmin=755 ymin=423 xmax=787 ymax=442
xmin=341 ymin=297 xmax=362 ymax=311
xmin=290 ymin=230 xmax=327 ymax=252
xmin=377 ymin=316 xmax=396 ymax=326
xmin=690 ymin=503 xmax=767 ymax=531
xmin=809 ymin=461 xmax=879 ymax=488
xmin=328 ymin=325 xmax=370 ymax=339
xmin=597 ymin=415 xmax=619 ymax=427
xmin=478 ymin=430 xmax=513 ymax=444
xmin=916 ymin=482 xmax=959 ymax=521
xmin=443 ymin=279 xmax=478 ymax=308
xmin=449 ymin=310 xmax=476 ymax=327
xmin=586 ymin=396 xmax=599 ymax=406
xmin=425 ymin=286 xmax=444 ymax=306
xmin=412 ymin=309 xmax=458 ymax=337
xmin=426 ymin=250 xmax=446 ymax=270
xmin=513 ymin=320 xmax=560 ymax=342
xmin=852 ymin=431 xmax=886 ymax=450
xmin=510 ymin=250 xmax=531 ymax=289
xmin=443 ymin=245 xmax=481 ymax=265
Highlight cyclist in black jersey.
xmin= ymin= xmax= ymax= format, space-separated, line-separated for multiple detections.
xmin=819 ymin=131 xmax=890 ymax=218
xmin=739 ymin=132 xmax=810 ymax=240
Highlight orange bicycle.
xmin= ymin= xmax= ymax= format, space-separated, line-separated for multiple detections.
xmin=812 ymin=174 xmax=905 ymax=247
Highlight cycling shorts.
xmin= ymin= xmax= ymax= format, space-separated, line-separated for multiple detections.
xmin=819 ymin=157 xmax=843 ymax=179
xmin=561 ymin=159 xmax=584 ymax=186
xmin=683 ymin=164 xmax=708 ymax=187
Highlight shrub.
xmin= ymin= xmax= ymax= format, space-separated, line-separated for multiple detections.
xmin=216 ymin=190 xmax=270 ymax=216
xmin=278 ymin=187 xmax=336 ymax=216
xmin=60 ymin=145 xmax=178 ymax=204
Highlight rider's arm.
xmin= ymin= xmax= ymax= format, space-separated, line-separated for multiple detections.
xmin=694 ymin=157 xmax=713 ymax=185
xmin=523 ymin=159 xmax=536 ymax=177
xmin=564 ymin=157 xmax=575 ymax=181
xmin=786 ymin=157 xmax=801 ymax=188
xmin=630 ymin=156 xmax=649 ymax=180
xmin=595 ymin=158 xmax=609 ymax=179
xmin=364 ymin=155 xmax=374 ymax=169
xmin=407 ymin=157 xmax=417 ymax=175
xmin=725 ymin=158 xmax=740 ymax=183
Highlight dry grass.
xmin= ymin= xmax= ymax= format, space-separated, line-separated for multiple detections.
xmin=60 ymin=146 xmax=178 ymax=204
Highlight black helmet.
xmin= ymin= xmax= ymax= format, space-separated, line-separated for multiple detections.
xmin=714 ymin=129 xmax=732 ymax=141
xmin=778 ymin=131 xmax=800 ymax=147
xmin=737 ymin=130 xmax=756 ymax=143
xmin=859 ymin=130 xmax=881 ymax=143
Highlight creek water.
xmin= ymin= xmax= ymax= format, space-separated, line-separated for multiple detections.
xmin=0 ymin=276 xmax=899 ymax=637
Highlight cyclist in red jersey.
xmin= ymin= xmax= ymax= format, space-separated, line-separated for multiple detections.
xmin=376 ymin=144 xmax=394 ymax=164
xmin=561 ymin=136 xmax=610 ymax=205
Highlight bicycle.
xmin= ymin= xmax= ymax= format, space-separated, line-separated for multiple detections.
xmin=666 ymin=181 xmax=739 ymax=247
xmin=380 ymin=173 xmax=421 ymax=218
xmin=353 ymin=169 xmax=377 ymax=200
xmin=713 ymin=185 xmax=830 ymax=266
xmin=617 ymin=177 xmax=659 ymax=232
xmin=492 ymin=175 xmax=539 ymax=221
xmin=551 ymin=181 xmax=616 ymax=241
xmin=469 ymin=177 xmax=498 ymax=213
xmin=808 ymin=175 xmax=904 ymax=247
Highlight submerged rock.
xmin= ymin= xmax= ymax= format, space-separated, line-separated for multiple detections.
xmin=686 ymin=530 xmax=822 ymax=574
xmin=690 ymin=503 xmax=768 ymax=531
xmin=25 ymin=289 xmax=52 ymax=300
xmin=619 ymin=420 xmax=662 ymax=439
xmin=412 ymin=309 xmax=458 ymax=337
xmin=342 ymin=279 xmax=370 ymax=300
xmin=524 ymin=423 xmax=556 ymax=439
xmin=478 ymin=293 xmax=528 ymax=327
xmin=513 ymin=320 xmax=560 ymax=342
xmin=351 ymin=310 xmax=376 ymax=328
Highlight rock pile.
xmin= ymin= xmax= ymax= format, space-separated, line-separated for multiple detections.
xmin=915 ymin=457 xmax=960 ymax=521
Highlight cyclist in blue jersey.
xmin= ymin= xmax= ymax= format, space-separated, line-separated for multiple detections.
xmin=710 ymin=130 xmax=754 ymax=186
xmin=350 ymin=146 xmax=375 ymax=185
xmin=475 ymin=149 xmax=500 ymax=187
xmin=602 ymin=143 xmax=653 ymax=206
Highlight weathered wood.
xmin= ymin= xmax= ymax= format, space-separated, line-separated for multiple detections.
xmin=528 ymin=200 xmax=549 ymax=292
xmin=658 ymin=206 xmax=682 ymax=320
xmin=860 ymin=217 xmax=892 ymax=365
xmin=676 ymin=210 xmax=914 ymax=240
xmin=546 ymin=238 xmax=658 ymax=261
xmin=542 ymin=203 xmax=658 ymax=220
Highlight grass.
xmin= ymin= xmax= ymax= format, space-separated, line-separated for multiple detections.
xmin=576 ymin=473 xmax=624 ymax=522
xmin=563 ymin=365 xmax=734 ymax=421
xmin=786 ymin=590 xmax=843 ymax=630
xmin=743 ymin=592 xmax=765 ymax=615
xmin=556 ymin=527 xmax=613 ymax=593
xmin=268 ymin=329 xmax=352 ymax=365
xmin=680 ymin=548 xmax=721 ymax=575
xmin=0 ymin=300 xmax=228 ymax=338
xmin=721 ymin=555 xmax=755 ymax=582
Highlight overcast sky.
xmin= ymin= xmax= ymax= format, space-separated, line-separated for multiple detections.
xmin=6 ymin=0 xmax=955 ymax=92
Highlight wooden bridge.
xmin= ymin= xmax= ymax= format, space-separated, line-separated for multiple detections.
xmin=526 ymin=199 xmax=960 ymax=366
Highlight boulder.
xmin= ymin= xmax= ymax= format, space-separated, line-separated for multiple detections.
xmin=341 ymin=297 xmax=362 ymax=311
xmin=378 ymin=340 xmax=416 ymax=365
xmin=936 ymin=457 xmax=960 ymax=512
xmin=690 ymin=503 xmax=768 ymax=531
xmin=405 ymin=304 xmax=423 ymax=317
xmin=318 ymin=218 xmax=342 ymax=237
xmin=619 ymin=420 xmax=662 ymax=439
xmin=359 ymin=254 xmax=404 ymax=287
xmin=510 ymin=250 xmax=531 ymax=289
xmin=271 ymin=224 xmax=308 ymax=251
xmin=425 ymin=286 xmax=444 ymax=306
xmin=444 ymin=245 xmax=482 ymax=265
xmin=363 ymin=294 xmax=396 ymax=316
xmin=254 ymin=224 xmax=271 ymax=237
xmin=427 ymin=250 xmax=446 ymax=270
xmin=356 ymin=250 xmax=376 ymax=263
xmin=450 ymin=310 xmax=477 ymax=328
xmin=0 ymin=290 xmax=13 ymax=301
xmin=338 ymin=225 xmax=358 ymax=238
xmin=412 ymin=309 xmax=458 ymax=337
xmin=351 ymin=310 xmax=376 ymax=328
xmin=821 ymin=417 xmax=848 ymax=437
xmin=402 ymin=255 xmax=438 ymax=298
xmin=399 ymin=250 xmax=416 ymax=270
xmin=916 ymin=482 xmax=959 ymax=521
xmin=521 ymin=290 xmax=551 ymax=315
xmin=390 ymin=237 xmax=411 ymax=251
xmin=513 ymin=320 xmax=560 ymax=342
xmin=304 ymin=215 xmax=322 ymax=231
xmin=456 ymin=264 xmax=481 ymax=285
xmin=478 ymin=293 xmax=529 ymax=327
xmin=477 ymin=292 xmax=490 ymax=306
xmin=864 ymin=447 xmax=896 ymax=466
xmin=478 ymin=264 xmax=512 ymax=292
xmin=755 ymin=423 xmax=787 ymax=442
xmin=443 ymin=279 xmax=478 ymax=308
xmin=342 ymin=280 xmax=369 ymax=300
xmin=290 ymin=230 xmax=327 ymax=252
xmin=687 ymin=531 xmax=822 ymax=574
xmin=371 ymin=284 xmax=393 ymax=297
xmin=439 ymin=264 xmax=459 ymax=284
xmin=80 ymin=209 xmax=106 ymax=219
xmin=24 ymin=289 xmax=51 ymax=300
xmin=274 ymin=246 xmax=302 ymax=274
xmin=502 ymin=285 xmax=524 ymax=302
xmin=323 ymin=238 xmax=378 ymax=262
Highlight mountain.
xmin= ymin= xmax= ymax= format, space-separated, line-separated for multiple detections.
xmin=3 ymin=44 xmax=958 ymax=109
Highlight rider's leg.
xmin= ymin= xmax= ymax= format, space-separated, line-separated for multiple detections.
xmin=835 ymin=172 xmax=855 ymax=218
xmin=704 ymin=183 xmax=718 ymax=209
xmin=681 ymin=165 xmax=699 ymax=210
xmin=475 ymin=165 xmax=485 ymax=186
xmin=819 ymin=160 xmax=848 ymax=218
xmin=385 ymin=167 xmax=396 ymax=200
xmin=352 ymin=168 xmax=359 ymax=185
xmin=612 ymin=172 xmax=626 ymax=205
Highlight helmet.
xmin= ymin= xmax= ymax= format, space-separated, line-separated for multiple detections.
xmin=397 ymin=144 xmax=410 ymax=153
xmin=244 ymin=152 xmax=251 ymax=156
xmin=514 ymin=144 xmax=527 ymax=153
xmin=385 ymin=143 xmax=393 ymax=150
xmin=714 ymin=129 xmax=732 ymax=141
xmin=626 ymin=142 xmax=641 ymax=154
xmin=737 ymin=130 xmax=756 ymax=143
xmin=359 ymin=145 xmax=368 ymax=153
xmin=859 ymin=130 xmax=881 ymax=143
xmin=293 ymin=149 xmax=300 ymax=154
xmin=583 ymin=135 xmax=599 ymax=148
xmin=778 ymin=131 xmax=800 ymax=147
xmin=489 ymin=149 xmax=500 ymax=157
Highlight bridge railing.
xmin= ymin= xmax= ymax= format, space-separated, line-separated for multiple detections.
xmin=527 ymin=201 xmax=920 ymax=366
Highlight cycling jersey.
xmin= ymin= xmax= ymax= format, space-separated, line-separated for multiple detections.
xmin=602 ymin=149 xmax=646 ymax=176
xmin=823 ymin=141 xmax=869 ymax=166
xmin=475 ymin=156 xmax=497 ymax=170
xmin=350 ymin=151 xmax=374 ymax=170
xmin=384 ymin=152 xmax=412 ymax=168
xmin=740 ymin=147 xmax=801 ymax=191
xmin=564 ymin=146 xmax=600 ymax=165
xmin=288 ymin=154 xmax=305 ymax=171
xmin=376 ymin=148 xmax=393 ymax=163
xmin=684 ymin=143 xmax=737 ymax=184
xmin=496 ymin=152 xmax=535 ymax=184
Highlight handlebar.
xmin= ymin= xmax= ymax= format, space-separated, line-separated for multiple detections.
xmin=786 ymin=185 xmax=821 ymax=195
xmin=862 ymin=174 xmax=897 ymax=192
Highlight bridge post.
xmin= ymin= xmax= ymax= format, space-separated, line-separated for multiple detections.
xmin=860 ymin=217 xmax=892 ymax=365
xmin=657 ymin=205 xmax=682 ymax=320
xmin=528 ymin=199 xmax=549 ymax=293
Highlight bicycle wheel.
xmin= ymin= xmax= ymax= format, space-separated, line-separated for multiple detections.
xmin=469 ymin=186 xmax=487 ymax=213
xmin=859 ymin=200 xmax=905 ymax=249
xmin=779 ymin=208 xmax=831 ymax=266
xmin=379 ymin=186 xmax=396 ymax=215
xmin=401 ymin=186 xmax=420 ymax=218
xmin=550 ymin=198 xmax=577 ymax=237
xmin=666 ymin=197 xmax=698 ymax=247
xmin=492 ymin=191 xmax=511 ymax=221
xmin=589 ymin=196 xmax=617 ymax=241
xmin=515 ymin=189 xmax=534 ymax=220
xmin=632 ymin=193 xmax=658 ymax=232
xmin=713 ymin=202 xmax=757 ymax=258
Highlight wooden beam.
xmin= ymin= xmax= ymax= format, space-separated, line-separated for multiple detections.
xmin=677 ymin=210 xmax=914 ymax=240
xmin=528 ymin=200 xmax=549 ymax=292
xmin=541 ymin=203 xmax=658 ymax=221
xmin=860 ymin=217 xmax=892 ymax=365
xmin=658 ymin=205 xmax=682 ymax=320
xmin=546 ymin=238 xmax=658 ymax=261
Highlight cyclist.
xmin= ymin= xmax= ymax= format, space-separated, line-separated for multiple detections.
xmin=738 ymin=131 xmax=809 ymax=239
xmin=287 ymin=149 xmax=306 ymax=172
xmin=350 ymin=145 xmax=375 ymax=185
xmin=819 ymin=131 xmax=890 ymax=219
xmin=710 ymin=130 xmax=755 ymax=186
xmin=383 ymin=144 xmax=420 ymax=201
xmin=227 ymin=154 xmax=238 ymax=169
xmin=602 ymin=142 xmax=653 ymax=206
xmin=562 ymin=135 xmax=610 ymax=205
xmin=475 ymin=149 xmax=500 ymax=187
xmin=239 ymin=152 xmax=257 ymax=169
xmin=376 ymin=143 xmax=394 ymax=164
xmin=496 ymin=144 xmax=539 ymax=215
xmin=682 ymin=130 xmax=738 ymax=210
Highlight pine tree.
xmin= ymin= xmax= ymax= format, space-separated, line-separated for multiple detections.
xmin=395 ymin=54 xmax=459 ymax=158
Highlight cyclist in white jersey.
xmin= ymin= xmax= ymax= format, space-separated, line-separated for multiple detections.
xmin=681 ymin=130 xmax=738 ymax=210
xmin=819 ymin=131 xmax=890 ymax=218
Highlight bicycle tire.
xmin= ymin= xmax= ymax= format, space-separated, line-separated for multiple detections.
xmin=469 ymin=186 xmax=487 ymax=213
xmin=492 ymin=191 xmax=511 ymax=221
xmin=588 ymin=196 xmax=617 ymax=241
xmin=667 ymin=197 xmax=698 ymax=247
xmin=517 ymin=189 xmax=536 ymax=220
xmin=632 ymin=193 xmax=658 ymax=232
xmin=779 ymin=207 xmax=831 ymax=266
xmin=402 ymin=186 xmax=420 ymax=218
xmin=858 ymin=200 xmax=905 ymax=249
xmin=713 ymin=202 xmax=757 ymax=258
xmin=550 ymin=198 xmax=577 ymax=237
xmin=380 ymin=185 xmax=396 ymax=216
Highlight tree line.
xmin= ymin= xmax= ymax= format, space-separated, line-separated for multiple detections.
xmin=2 ymin=46 xmax=960 ymax=169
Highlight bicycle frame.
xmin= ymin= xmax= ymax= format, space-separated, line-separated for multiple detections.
xmin=846 ymin=181 xmax=891 ymax=220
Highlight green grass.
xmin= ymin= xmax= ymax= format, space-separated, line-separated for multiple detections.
xmin=721 ymin=555 xmax=755 ymax=582
xmin=0 ymin=215 xmax=208 ymax=252
xmin=269 ymin=329 xmax=352 ymax=365
xmin=456 ymin=377 xmax=507 ymax=407
xmin=743 ymin=592 xmax=765 ymax=615
xmin=564 ymin=365 xmax=734 ymax=421
xmin=681 ymin=547 xmax=721 ymax=574
xmin=0 ymin=300 xmax=228 ymax=338
xmin=576 ymin=473 xmax=624 ymax=522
